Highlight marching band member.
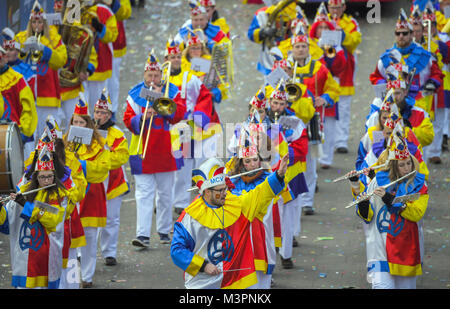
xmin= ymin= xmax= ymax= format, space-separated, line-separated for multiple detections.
xmin=176 ymin=1 xmax=228 ymax=53
xmin=123 ymin=51 xmax=186 ymax=247
xmin=200 ymin=0 xmax=231 ymax=38
xmin=229 ymin=125 xmax=277 ymax=288
xmin=369 ymin=9 xmax=443 ymax=105
xmin=367 ymin=64 xmax=435 ymax=148
xmin=170 ymin=155 xmax=288 ymax=289
xmin=64 ymin=94 xmax=111 ymax=288
xmin=0 ymin=46 xmax=38 ymax=158
xmin=0 ymin=146 xmax=70 ymax=288
xmin=355 ymin=133 xmax=429 ymax=289
xmin=94 ymin=89 xmax=129 ymax=266
xmin=15 ymin=0 xmax=67 ymax=142
xmin=266 ymin=80 xmax=309 ymax=269
xmin=247 ymin=0 xmax=297 ymax=75
xmin=181 ymin=31 xmax=226 ymax=106
xmin=286 ymin=26 xmax=340 ymax=215
xmin=106 ymin=0 xmax=132 ymax=118
xmin=164 ymin=38 xmax=220 ymax=214
xmin=326 ymin=0 xmax=361 ymax=154
xmin=82 ymin=0 xmax=118 ymax=115
xmin=51 ymin=2 xmax=98 ymax=131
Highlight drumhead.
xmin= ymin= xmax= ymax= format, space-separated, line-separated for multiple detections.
xmin=7 ymin=122 xmax=24 ymax=191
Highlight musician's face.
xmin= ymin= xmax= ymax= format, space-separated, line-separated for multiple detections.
xmin=205 ymin=185 xmax=227 ymax=207
xmin=292 ymin=42 xmax=309 ymax=61
xmin=395 ymin=30 xmax=412 ymax=48
xmin=5 ymin=48 xmax=19 ymax=62
xmin=379 ymin=111 xmax=389 ymax=128
xmin=72 ymin=115 xmax=88 ymax=128
xmin=205 ymin=6 xmax=215 ymax=21
xmin=37 ymin=171 xmax=55 ymax=188
xmin=191 ymin=14 xmax=208 ymax=30
xmin=167 ymin=53 xmax=182 ymax=70
xmin=94 ymin=109 xmax=111 ymax=126
xmin=144 ymin=70 xmax=162 ymax=87
xmin=382 ymin=127 xmax=393 ymax=141
xmin=31 ymin=18 xmax=44 ymax=34
xmin=316 ymin=22 xmax=330 ymax=38
xmin=397 ymin=157 xmax=413 ymax=177
xmin=188 ymin=44 xmax=203 ymax=58
xmin=243 ymin=156 xmax=260 ymax=172
xmin=270 ymin=98 xmax=287 ymax=113
xmin=328 ymin=4 xmax=345 ymax=19
xmin=393 ymin=88 xmax=407 ymax=106
xmin=412 ymin=24 xmax=424 ymax=42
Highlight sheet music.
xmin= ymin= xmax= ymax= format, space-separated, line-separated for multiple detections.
xmin=278 ymin=116 xmax=301 ymax=130
xmin=46 ymin=13 xmax=62 ymax=25
xmin=190 ymin=57 xmax=211 ymax=73
xmin=265 ymin=67 xmax=290 ymax=89
xmin=67 ymin=126 xmax=94 ymax=145
xmin=139 ymin=87 xmax=163 ymax=102
xmin=35 ymin=201 xmax=60 ymax=215
xmin=318 ymin=30 xmax=342 ymax=47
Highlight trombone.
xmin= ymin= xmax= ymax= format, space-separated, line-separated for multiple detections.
xmin=138 ymin=61 xmax=177 ymax=159
xmin=286 ymin=60 xmax=302 ymax=102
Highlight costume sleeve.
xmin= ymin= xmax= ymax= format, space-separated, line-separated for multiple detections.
xmin=108 ymin=130 xmax=129 ymax=170
xmin=356 ymin=132 xmax=371 ymax=171
xmin=247 ymin=9 xmax=266 ymax=44
xmin=287 ymin=127 xmax=308 ymax=165
xmin=289 ymin=88 xmax=315 ymax=124
xmin=171 ymin=220 xmax=205 ymax=277
xmin=412 ymin=116 xmax=434 ymax=147
xmin=167 ymin=93 xmax=187 ymax=125
xmin=321 ymin=68 xmax=340 ymax=107
xmin=113 ymin=0 xmax=132 ymax=21
xmin=96 ymin=7 xmax=118 ymax=44
xmin=17 ymin=77 xmax=38 ymax=139
xmin=40 ymin=32 xmax=68 ymax=71
xmin=340 ymin=17 xmax=361 ymax=55
xmin=369 ymin=61 xmax=387 ymax=85
xmin=22 ymin=200 xmax=65 ymax=234
xmin=81 ymin=147 xmax=111 ymax=183
xmin=239 ymin=172 xmax=284 ymax=222
xmin=192 ymin=84 xmax=215 ymax=129
xmin=123 ymin=95 xmax=141 ymax=135
xmin=400 ymin=183 xmax=429 ymax=223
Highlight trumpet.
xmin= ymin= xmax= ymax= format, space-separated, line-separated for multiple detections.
xmin=323 ymin=45 xmax=336 ymax=58
xmin=332 ymin=162 xmax=388 ymax=183
xmin=345 ymin=170 xmax=416 ymax=209
xmin=286 ymin=60 xmax=302 ymax=102
xmin=30 ymin=33 xmax=42 ymax=63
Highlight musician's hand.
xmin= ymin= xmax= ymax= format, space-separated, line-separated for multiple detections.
xmin=91 ymin=17 xmax=105 ymax=34
xmin=373 ymin=187 xmax=386 ymax=198
xmin=259 ymin=27 xmax=277 ymax=40
xmin=79 ymin=71 xmax=89 ymax=82
xmin=314 ymin=96 xmax=327 ymax=108
xmin=277 ymin=155 xmax=289 ymax=179
xmin=204 ymin=263 xmax=221 ymax=276
xmin=145 ymin=107 xmax=157 ymax=119
xmin=347 ymin=170 xmax=359 ymax=182
xmin=13 ymin=193 xmax=26 ymax=207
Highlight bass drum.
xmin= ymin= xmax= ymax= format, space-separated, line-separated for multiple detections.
xmin=0 ymin=122 xmax=24 ymax=193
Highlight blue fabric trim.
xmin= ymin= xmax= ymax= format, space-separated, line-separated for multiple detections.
xmin=438 ymin=40 xmax=448 ymax=60
xmin=87 ymin=63 xmax=95 ymax=75
xmin=41 ymin=46 xmax=52 ymax=64
xmin=11 ymin=275 xmax=60 ymax=288
xmin=97 ymin=24 xmax=106 ymax=40
xmin=9 ymin=59 xmax=34 ymax=80
xmin=192 ymin=110 xmax=211 ymax=130
xmin=231 ymin=171 xmax=270 ymax=196
xmin=367 ymin=260 xmax=390 ymax=273
xmin=267 ymin=172 xmax=284 ymax=196
xmin=111 ymin=0 xmax=121 ymax=13
xmin=321 ymin=93 xmax=334 ymax=107
xmin=266 ymin=264 xmax=275 ymax=275
xmin=130 ymin=114 xmax=142 ymax=135
xmin=171 ymin=221 xmax=197 ymax=272
xmin=356 ymin=141 xmax=368 ymax=171
xmin=21 ymin=133 xmax=34 ymax=144
xmin=211 ymin=87 xmax=222 ymax=104
xmin=20 ymin=201 xmax=35 ymax=220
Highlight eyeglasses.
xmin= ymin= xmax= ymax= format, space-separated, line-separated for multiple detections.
xmin=37 ymin=175 xmax=54 ymax=181
xmin=209 ymin=187 xmax=228 ymax=194
xmin=395 ymin=31 xmax=410 ymax=37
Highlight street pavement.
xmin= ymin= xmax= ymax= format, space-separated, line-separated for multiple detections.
xmin=0 ymin=0 xmax=448 ymax=290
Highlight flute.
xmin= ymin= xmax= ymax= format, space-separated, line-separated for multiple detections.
xmin=0 ymin=184 xmax=57 ymax=203
xmin=187 ymin=167 xmax=265 ymax=192
xmin=345 ymin=170 xmax=416 ymax=209
xmin=332 ymin=162 xmax=388 ymax=183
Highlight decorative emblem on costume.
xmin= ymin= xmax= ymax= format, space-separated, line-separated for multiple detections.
xmin=19 ymin=220 xmax=45 ymax=252
xmin=376 ymin=205 xmax=404 ymax=237
xmin=207 ymin=229 xmax=234 ymax=265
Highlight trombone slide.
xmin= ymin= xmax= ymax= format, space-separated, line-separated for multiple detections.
xmin=141 ymin=113 xmax=154 ymax=160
